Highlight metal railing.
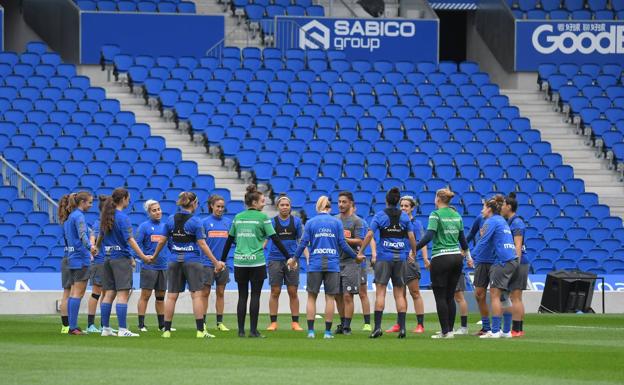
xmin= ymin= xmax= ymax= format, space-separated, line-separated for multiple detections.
xmin=0 ymin=155 xmax=59 ymax=223
xmin=274 ymin=18 xmax=329 ymax=57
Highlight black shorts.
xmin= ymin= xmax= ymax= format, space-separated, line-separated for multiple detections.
xmin=373 ymin=260 xmax=404 ymax=287
xmin=403 ymin=260 xmax=421 ymax=284
xmin=268 ymin=260 xmax=299 ymax=287
xmin=455 ymin=272 xmax=466 ymax=292
xmin=61 ymin=257 xmax=72 ymax=290
xmin=490 ymin=260 xmax=519 ymax=290
xmin=140 ymin=269 xmax=167 ymax=291
xmin=204 ymin=265 xmax=231 ymax=286
xmin=307 ymin=271 xmax=340 ymax=295
xmin=89 ymin=264 xmax=105 ymax=287
xmin=429 ymin=254 xmax=463 ymax=289
xmin=473 ymin=263 xmax=492 ymax=288
xmin=508 ymin=263 xmax=529 ymax=291
xmin=167 ymin=261 xmax=205 ymax=293
xmin=234 ymin=265 xmax=267 ymax=285
xmin=70 ymin=266 xmax=91 ymax=285
xmin=102 ymin=258 xmax=133 ymax=291
xmin=339 ymin=262 xmax=360 ymax=294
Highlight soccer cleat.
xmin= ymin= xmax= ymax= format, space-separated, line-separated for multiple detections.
xmin=473 ymin=329 xmax=489 ymax=336
xmin=307 ymin=331 xmax=315 ymax=339
xmin=479 ymin=331 xmax=501 ymax=339
xmin=335 ymin=324 xmax=344 ymax=334
xmin=323 ymin=332 xmax=334 ymax=339
xmin=249 ymin=331 xmax=266 ymax=338
xmin=159 ymin=327 xmax=176 ymax=332
xmin=386 ymin=324 xmax=401 ymax=333
xmin=511 ymin=330 xmax=525 ymax=338
xmin=501 ymin=331 xmax=513 ymax=339
xmin=342 ymin=327 xmax=352 ymax=336
xmin=398 ymin=329 xmax=406 ymax=339
xmin=266 ymin=322 xmax=278 ymax=331
xmin=412 ymin=325 xmax=425 ymax=334
xmin=217 ymin=323 xmax=230 ymax=332
xmin=362 ymin=324 xmax=372 ymax=332
xmin=161 ymin=330 xmax=171 ymax=338
xmin=87 ymin=325 xmax=102 ymax=333
xmin=69 ymin=328 xmax=86 ymax=335
xmin=101 ymin=327 xmax=117 ymax=337
xmin=453 ymin=327 xmax=469 ymax=335
xmin=431 ymin=332 xmax=454 ymax=339
xmin=60 ymin=326 xmax=69 ymax=334
xmin=139 ymin=326 xmax=148 ymax=332
xmin=117 ymin=329 xmax=139 ymax=337
xmin=369 ymin=328 xmax=383 ymax=339
xmin=197 ymin=330 xmax=216 ymax=339
xmin=291 ymin=322 xmax=303 ymax=331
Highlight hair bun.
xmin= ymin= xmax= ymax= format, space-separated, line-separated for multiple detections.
xmin=508 ymin=192 xmax=517 ymax=199
xmin=246 ymin=184 xmax=257 ymax=193
xmin=389 ymin=187 xmax=400 ymax=194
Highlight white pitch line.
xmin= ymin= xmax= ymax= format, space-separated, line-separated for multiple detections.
xmin=556 ymin=325 xmax=624 ymax=331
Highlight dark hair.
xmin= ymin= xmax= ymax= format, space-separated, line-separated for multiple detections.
xmin=244 ymin=184 xmax=263 ymax=207
xmin=505 ymin=192 xmax=518 ymax=213
xmin=299 ymin=209 xmax=308 ymax=225
xmin=58 ymin=194 xmax=74 ymax=224
xmin=338 ymin=191 xmax=354 ymax=202
xmin=97 ymin=194 xmax=109 ymax=212
xmin=207 ymin=194 xmax=225 ymax=214
xmin=386 ymin=187 xmax=400 ymax=206
xmin=100 ymin=188 xmax=129 ymax=235
xmin=485 ymin=194 xmax=505 ymax=215
xmin=177 ymin=191 xmax=197 ymax=208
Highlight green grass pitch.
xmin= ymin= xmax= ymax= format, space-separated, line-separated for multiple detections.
xmin=1 ymin=313 xmax=623 ymax=385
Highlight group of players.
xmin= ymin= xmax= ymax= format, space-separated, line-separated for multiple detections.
xmin=57 ymin=184 xmax=528 ymax=339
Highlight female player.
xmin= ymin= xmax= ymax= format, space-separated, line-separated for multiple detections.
xmin=96 ymin=188 xmax=152 ymax=337
xmin=292 ymin=196 xmax=361 ymax=339
xmin=452 ymin=268 xmax=470 ymax=335
xmin=135 ymin=199 xmax=169 ymax=332
xmin=201 ymin=194 xmax=233 ymax=332
xmin=413 ymin=188 xmax=472 ymax=339
xmin=467 ymin=211 xmax=492 ymax=336
xmin=265 ymin=194 xmax=304 ymax=332
xmin=58 ymin=194 xmax=74 ymax=334
xmin=151 ymin=191 xmax=225 ymax=338
xmin=473 ymin=195 xmax=518 ymax=339
xmin=353 ymin=204 xmax=374 ymax=332
xmin=502 ymin=192 xmax=528 ymax=337
xmin=86 ymin=195 xmax=108 ymax=333
xmin=220 ymin=185 xmax=292 ymax=338
xmin=65 ymin=191 xmax=96 ymax=335
xmin=387 ymin=196 xmax=428 ymax=334
xmin=358 ymin=187 xmax=418 ymax=339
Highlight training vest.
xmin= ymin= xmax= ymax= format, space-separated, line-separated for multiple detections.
xmin=274 ymin=216 xmax=297 ymax=241
xmin=379 ymin=208 xmax=408 ymax=239
xmin=171 ymin=213 xmax=196 ymax=243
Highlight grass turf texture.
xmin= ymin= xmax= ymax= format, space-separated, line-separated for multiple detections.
xmin=0 ymin=313 xmax=623 ymax=385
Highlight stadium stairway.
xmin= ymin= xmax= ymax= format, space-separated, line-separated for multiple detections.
xmin=504 ymin=89 xmax=624 ymax=219
xmin=83 ymin=67 xmax=278 ymax=218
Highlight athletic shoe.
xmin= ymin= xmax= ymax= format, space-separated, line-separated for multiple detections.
xmin=266 ymin=322 xmax=278 ymax=331
xmin=249 ymin=331 xmax=266 ymax=338
xmin=398 ymin=329 xmax=406 ymax=339
xmin=386 ymin=324 xmax=400 ymax=333
xmin=362 ymin=324 xmax=372 ymax=332
xmin=139 ymin=326 xmax=148 ymax=332
xmin=431 ymin=332 xmax=454 ymax=339
xmin=217 ymin=323 xmax=230 ymax=332
xmin=291 ymin=322 xmax=303 ymax=331
xmin=342 ymin=327 xmax=352 ymax=336
xmin=473 ymin=329 xmax=489 ymax=336
xmin=453 ymin=327 xmax=469 ymax=335
xmin=307 ymin=331 xmax=315 ymax=339
xmin=197 ymin=331 xmax=216 ymax=339
xmin=69 ymin=328 xmax=86 ymax=335
xmin=159 ymin=327 xmax=176 ymax=332
xmin=87 ymin=325 xmax=101 ymax=333
xmin=511 ymin=330 xmax=525 ymax=338
xmin=412 ymin=325 xmax=425 ymax=334
xmin=60 ymin=326 xmax=69 ymax=334
xmin=117 ymin=329 xmax=139 ymax=337
xmin=238 ymin=331 xmax=246 ymax=338
xmin=161 ymin=330 xmax=171 ymax=338
xmin=335 ymin=324 xmax=344 ymax=334
xmin=323 ymin=332 xmax=334 ymax=339
xmin=369 ymin=328 xmax=383 ymax=339
xmin=101 ymin=327 xmax=117 ymax=337
xmin=501 ymin=331 xmax=513 ymax=339
xmin=479 ymin=331 xmax=501 ymax=339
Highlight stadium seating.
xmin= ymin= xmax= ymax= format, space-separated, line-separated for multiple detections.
xmin=505 ymin=0 xmax=621 ymax=19
xmin=74 ymin=0 xmax=197 ymax=13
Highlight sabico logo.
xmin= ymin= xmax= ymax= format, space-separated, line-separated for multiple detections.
xmin=299 ymin=19 xmax=416 ymax=52
xmin=532 ymin=24 xmax=624 ymax=54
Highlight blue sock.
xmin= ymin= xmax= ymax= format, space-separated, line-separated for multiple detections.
xmin=503 ymin=312 xmax=512 ymax=333
xmin=482 ymin=317 xmax=491 ymax=331
xmin=68 ymin=297 xmax=81 ymax=330
xmin=116 ymin=303 xmax=128 ymax=329
xmin=492 ymin=316 xmax=502 ymax=333
xmin=101 ymin=302 xmax=112 ymax=328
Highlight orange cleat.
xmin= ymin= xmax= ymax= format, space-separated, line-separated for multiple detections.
xmin=266 ymin=322 xmax=278 ymax=331
xmin=291 ymin=322 xmax=304 ymax=331
xmin=412 ymin=324 xmax=425 ymax=334
xmin=386 ymin=324 xmax=401 ymax=333
xmin=511 ymin=330 xmax=525 ymax=338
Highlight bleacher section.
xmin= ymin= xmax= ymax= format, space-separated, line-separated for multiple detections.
xmin=75 ymin=0 xmax=197 ymax=13
xmin=106 ymin=46 xmax=624 ymax=275
xmin=506 ymin=0 xmax=624 ymax=19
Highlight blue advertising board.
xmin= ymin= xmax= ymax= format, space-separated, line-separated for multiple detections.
xmin=516 ymin=20 xmax=624 ymax=71
xmin=275 ymin=16 xmax=439 ymax=63
xmin=80 ymin=12 xmax=224 ymax=64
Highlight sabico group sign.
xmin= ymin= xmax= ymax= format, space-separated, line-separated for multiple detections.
xmin=275 ymin=16 xmax=439 ymax=63
xmin=516 ymin=20 xmax=624 ymax=71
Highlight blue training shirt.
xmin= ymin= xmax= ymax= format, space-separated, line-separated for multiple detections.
xmin=472 ymin=215 xmax=516 ymax=266
xmin=64 ymin=209 xmax=91 ymax=269
xmin=101 ymin=210 xmax=133 ymax=260
xmin=164 ymin=209 xmax=206 ymax=264
xmin=507 ymin=215 xmax=528 ymax=265
xmin=202 ymin=214 xmax=233 ymax=268
xmin=294 ymin=212 xmax=356 ymax=273
xmin=266 ymin=215 xmax=302 ymax=262
xmin=467 ymin=215 xmax=483 ymax=245
xmin=369 ymin=209 xmax=414 ymax=262
xmin=91 ymin=220 xmax=105 ymax=265
xmin=411 ymin=216 xmax=425 ymax=258
xmin=135 ymin=218 xmax=169 ymax=270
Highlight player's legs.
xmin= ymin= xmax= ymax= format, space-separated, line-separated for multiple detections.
xmin=511 ymin=289 xmax=525 ymax=333
xmin=287 ymin=285 xmax=302 ymax=330
xmin=154 ymin=290 xmax=166 ymax=330
xmin=372 ymin=283 xmax=387 ymax=336
xmin=408 ymin=279 xmax=425 ymax=332
xmin=190 ymin=290 xmax=206 ymax=332
xmin=306 ymin=291 xmax=318 ymax=337
xmin=201 ymin=285 xmax=211 ymax=330
xmin=163 ymin=292 xmax=178 ymax=332
xmin=454 ymin=291 xmax=469 ymax=332
xmin=393 ymin=284 xmax=407 ymax=336
xmin=60 ymin=288 xmax=70 ymax=332
xmin=101 ymin=289 xmax=117 ymax=331
xmin=358 ymin=285 xmax=371 ymax=329
xmin=138 ymin=289 xmax=152 ymax=329
xmin=249 ymin=268 xmax=265 ymax=337
xmin=489 ymin=287 xmax=503 ymax=333
xmin=68 ymin=278 xmax=88 ymax=333
xmin=215 ymin=284 xmax=227 ymax=329
xmin=268 ymin=285 xmax=281 ymax=330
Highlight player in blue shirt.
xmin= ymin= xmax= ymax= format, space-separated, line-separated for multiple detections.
xmin=152 ymin=191 xmax=225 ymax=339
xmin=358 ymin=188 xmax=418 ymax=339
xmin=472 ymin=195 xmax=518 ymax=339
xmin=292 ymin=196 xmax=361 ymax=339
xmin=86 ymin=195 xmax=108 ymax=333
xmin=57 ymin=194 xmax=75 ymax=334
xmin=135 ymin=200 xmax=170 ymax=332
xmin=354 ymin=205 xmax=375 ymax=332
xmin=471 ymin=210 xmax=496 ymax=336
xmin=502 ymin=192 xmax=528 ymax=337
xmin=265 ymin=194 xmax=305 ymax=332
xmin=201 ymin=195 xmax=234 ymax=332
xmin=64 ymin=191 xmax=96 ymax=336
xmin=95 ymin=188 xmax=152 ymax=338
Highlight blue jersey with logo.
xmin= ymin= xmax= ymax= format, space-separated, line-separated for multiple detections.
xmin=90 ymin=220 xmax=105 ymax=265
xmin=266 ymin=215 xmax=302 ymax=262
xmin=369 ymin=210 xmax=414 ymax=262
xmin=64 ymin=209 xmax=91 ymax=269
xmin=101 ymin=210 xmax=133 ymax=260
xmin=472 ymin=215 xmax=516 ymax=266
xmin=294 ymin=213 xmax=356 ymax=273
xmin=202 ymin=214 xmax=233 ymax=268
xmin=467 ymin=215 xmax=483 ymax=245
xmin=507 ymin=215 xmax=528 ymax=265
xmin=135 ymin=218 xmax=169 ymax=270
xmin=164 ymin=210 xmax=206 ymax=264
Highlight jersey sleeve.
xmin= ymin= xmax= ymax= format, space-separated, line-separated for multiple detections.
xmin=135 ymin=223 xmax=146 ymax=250
xmin=262 ymin=214 xmax=276 ymax=238
xmin=401 ymin=213 xmax=414 ymax=233
xmin=121 ymin=214 xmax=133 ymax=240
xmin=426 ymin=211 xmax=440 ymax=232
xmin=413 ymin=220 xmax=424 ymax=240
xmin=294 ymin=221 xmax=311 ymax=258
xmin=510 ymin=218 xmax=526 ymax=237
xmin=295 ymin=217 xmax=303 ymax=240
xmin=76 ymin=214 xmax=91 ymax=249
xmin=369 ymin=213 xmax=381 ymax=233
xmin=228 ymin=217 xmax=237 ymax=237
xmin=360 ymin=220 xmax=369 ymax=238
xmin=472 ymin=218 xmax=495 ymax=257
xmin=193 ymin=218 xmax=206 ymax=240
xmin=353 ymin=217 xmax=363 ymax=240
